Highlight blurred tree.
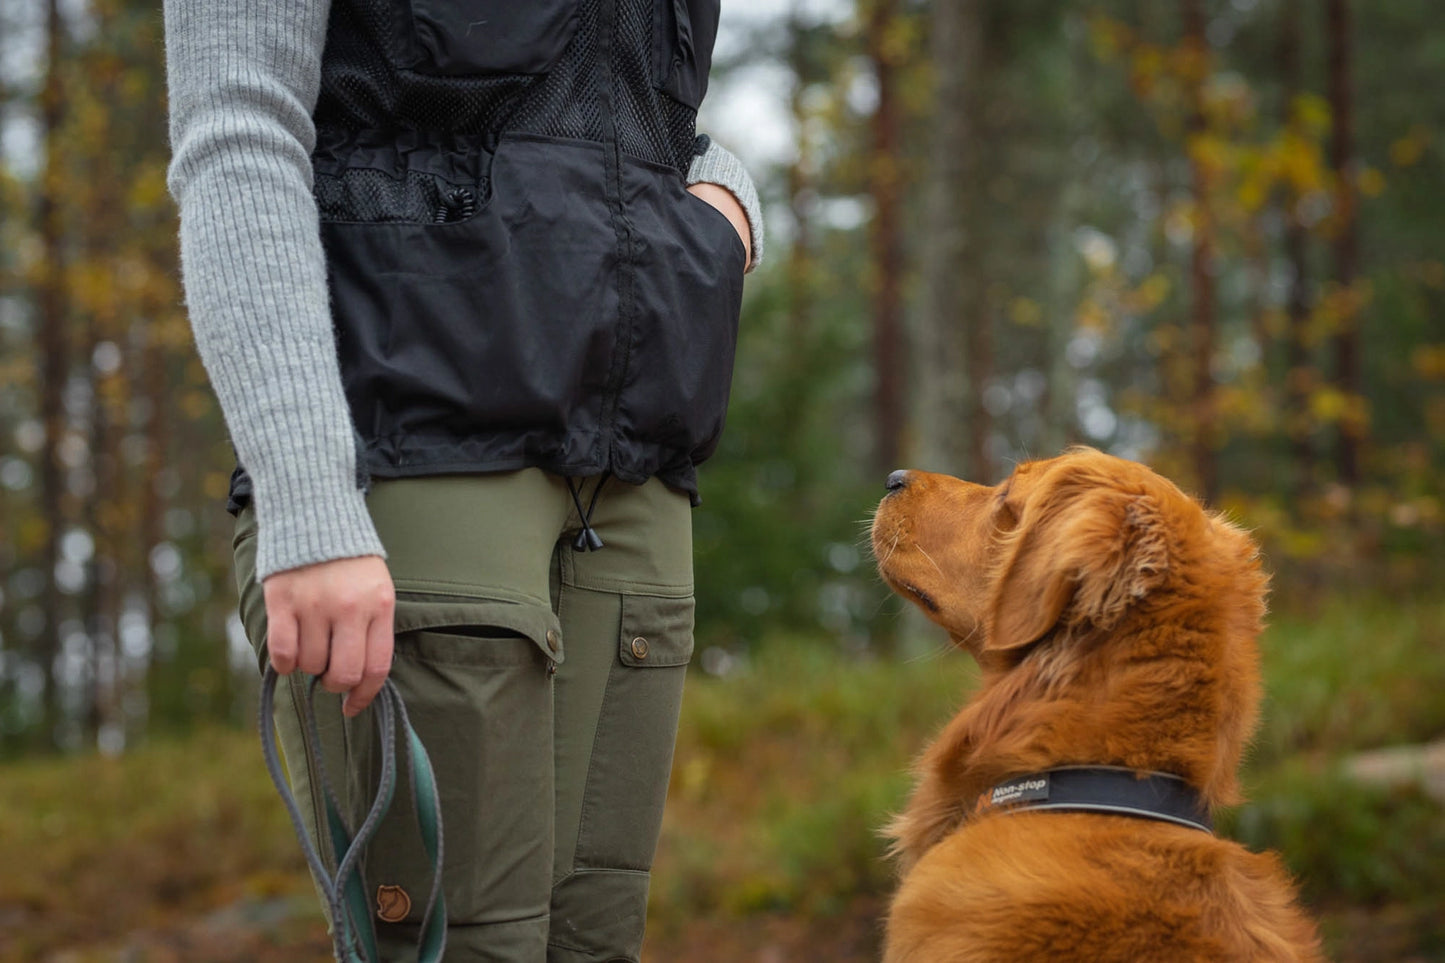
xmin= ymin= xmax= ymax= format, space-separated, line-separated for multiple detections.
xmin=35 ymin=0 xmax=69 ymax=746
xmin=1 ymin=0 xmax=207 ymax=754
xmin=1278 ymin=0 xmax=1317 ymax=501
xmin=1 ymin=0 xmax=1443 ymax=754
xmin=1181 ymin=0 xmax=1219 ymax=504
xmin=1326 ymin=0 xmax=1363 ymax=488
xmin=864 ymin=0 xmax=907 ymax=475
xmin=914 ymin=0 xmax=986 ymax=479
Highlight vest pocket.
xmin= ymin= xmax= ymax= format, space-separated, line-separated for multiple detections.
xmin=396 ymin=0 xmax=580 ymax=77
xmin=616 ymin=159 xmax=745 ymax=464
xmin=315 ymin=169 xmax=488 ymax=225
xmin=652 ymin=0 xmax=720 ymax=109
xmin=312 ymin=134 xmax=495 ymax=226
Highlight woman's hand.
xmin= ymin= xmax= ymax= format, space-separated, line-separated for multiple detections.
xmin=263 ymin=554 xmax=396 ymax=717
xmin=687 ymin=182 xmax=752 ymax=271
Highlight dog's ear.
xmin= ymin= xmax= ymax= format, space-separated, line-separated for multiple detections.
xmin=985 ymin=486 xmax=1170 ymax=652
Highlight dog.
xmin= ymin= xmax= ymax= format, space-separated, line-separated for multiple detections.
xmin=871 ymin=449 xmax=1322 ymax=962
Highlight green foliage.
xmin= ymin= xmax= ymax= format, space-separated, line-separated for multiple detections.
xmin=0 ymin=0 xmax=1442 ymax=768
xmin=1253 ymin=595 xmax=1445 ymax=763
xmin=1224 ymin=764 xmax=1445 ymax=909
xmin=650 ymin=636 xmax=973 ymax=920
xmin=692 ymin=252 xmax=888 ymax=648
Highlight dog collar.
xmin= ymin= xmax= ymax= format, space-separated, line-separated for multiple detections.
xmin=974 ymin=767 xmax=1214 ymax=834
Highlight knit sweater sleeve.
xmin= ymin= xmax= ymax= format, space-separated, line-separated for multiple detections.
xmin=688 ymin=139 xmax=766 ymax=271
xmin=164 ymin=0 xmax=385 ymax=580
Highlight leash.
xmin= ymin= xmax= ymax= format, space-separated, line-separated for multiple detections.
xmin=260 ymin=666 xmax=448 ymax=962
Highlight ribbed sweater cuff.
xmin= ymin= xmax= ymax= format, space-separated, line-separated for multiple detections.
xmin=688 ymin=141 xmax=765 ymax=272
xmin=206 ymin=339 xmax=386 ymax=580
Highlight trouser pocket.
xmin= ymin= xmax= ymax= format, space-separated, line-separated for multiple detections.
xmin=549 ymin=593 xmax=693 ymax=961
xmin=345 ymin=595 xmax=562 ymax=939
xmin=574 ymin=593 xmax=693 ymax=871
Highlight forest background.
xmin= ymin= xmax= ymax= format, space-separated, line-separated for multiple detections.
xmin=0 ymin=0 xmax=1442 ymax=959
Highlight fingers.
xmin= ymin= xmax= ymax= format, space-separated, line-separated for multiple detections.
xmin=296 ymin=607 xmax=332 ymax=678
xmin=320 ymin=610 xmax=365 ymax=694
xmin=262 ymin=555 xmax=396 ymax=714
xmin=266 ymin=609 xmax=300 ymax=675
xmin=343 ymin=604 xmax=395 ymax=718
xmin=259 ymin=560 xmax=395 ymax=717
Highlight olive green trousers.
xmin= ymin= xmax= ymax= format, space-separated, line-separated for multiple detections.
xmin=233 ymin=470 xmax=695 ymax=962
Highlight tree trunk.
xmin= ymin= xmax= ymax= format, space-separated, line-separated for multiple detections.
xmin=915 ymin=0 xmax=986 ymax=480
xmin=81 ymin=23 xmax=126 ymax=753
xmin=786 ymin=6 xmax=815 ymax=361
xmin=1326 ymin=0 xmax=1362 ymax=486
xmin=36 ymin=0 xmax=69 ymax=749
xmin=866 ymin=0 xmax=906 ymax=476
xmin=1183 ymin=0 xmax=1218 ymax=503
xmin=1280 ymin=0 xmax=1315 ymax=500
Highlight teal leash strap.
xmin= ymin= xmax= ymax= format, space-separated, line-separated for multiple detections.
xmin=302 ymin=674 xmax=389 ymax=962
xmin=260 ymin=667 xmax=448 ymax=962
xmin=392 ymin=692 xmax=447 ymax=962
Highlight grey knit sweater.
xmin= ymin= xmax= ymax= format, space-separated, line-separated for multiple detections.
xmin=164 ymin=0 xmax=763 ymax=581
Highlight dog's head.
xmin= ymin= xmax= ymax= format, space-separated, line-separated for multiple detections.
xmin=872 ymin=449 xmax=1268 ymax=801
xmin=872 ymin=448 xmax=1264 ymax=660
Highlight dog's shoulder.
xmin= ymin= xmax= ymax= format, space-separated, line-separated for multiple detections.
xmin=886 ymin=814 xmax=1323 ymax=963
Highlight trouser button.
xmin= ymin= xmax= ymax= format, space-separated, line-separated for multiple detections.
xmin=629 ymin=637 xmax=649 ymax=660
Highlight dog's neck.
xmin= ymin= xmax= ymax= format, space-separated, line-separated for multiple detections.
xmin=968 ymin=616 xmax=1241 ymax=798
xmin=890 ymin=608 xmax=1257 ymax=871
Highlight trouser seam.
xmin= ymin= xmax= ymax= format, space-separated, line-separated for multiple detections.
xmin=559 ymin=575 xmax=693 ymax=598
xmin=446 ymin=911 xmax=551 ymax=927
xmin=553 ymin=866 xmax=652 ymax=888
xmin=547 ymin=937 xmax=598 ymax=955
xmin=567 ymin=590 xmax=620 ymax=877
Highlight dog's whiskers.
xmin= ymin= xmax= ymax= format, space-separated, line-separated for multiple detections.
xmin=915 ymin=544 xmax=945 ymax=578
xmin=872 ymin=529 xmax=901 ymax=569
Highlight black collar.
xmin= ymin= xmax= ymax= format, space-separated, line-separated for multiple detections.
xmin=974 ymin=766 xmax=1213 ymax=834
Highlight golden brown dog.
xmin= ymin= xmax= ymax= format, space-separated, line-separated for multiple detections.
xmin=871 ymin=449 xmax=1321 ymax=962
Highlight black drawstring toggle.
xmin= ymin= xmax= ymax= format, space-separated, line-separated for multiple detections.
xmin=566 ymin=473 xmax=610 ymax=552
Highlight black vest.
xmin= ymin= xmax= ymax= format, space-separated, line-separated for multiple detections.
xmin=229 ymin=0 xmax=744 ymax=513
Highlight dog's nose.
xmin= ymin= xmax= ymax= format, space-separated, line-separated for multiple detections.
xmin=885 ymin=470 xmax=910 ymax=493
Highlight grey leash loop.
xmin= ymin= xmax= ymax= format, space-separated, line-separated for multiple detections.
xmin=260 ymin=666 xmax=447 ymax=962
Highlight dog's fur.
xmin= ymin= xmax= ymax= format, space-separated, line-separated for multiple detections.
xmin=871 ymin=449 xmax=1321 ymax=962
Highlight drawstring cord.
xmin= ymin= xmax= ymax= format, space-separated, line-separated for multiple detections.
xmin=566 ymin=472 xmax=610 ymax=551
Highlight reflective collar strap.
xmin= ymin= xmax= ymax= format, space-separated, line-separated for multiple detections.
xmin=973 ymin=767 xmax=1214 ymax=834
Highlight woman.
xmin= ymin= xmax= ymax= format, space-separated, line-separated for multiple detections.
xmin=164 ymin=0 xmax=761 ymax=959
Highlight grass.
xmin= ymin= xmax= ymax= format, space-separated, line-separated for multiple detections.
xmin=0 ymin=729 xmax=330 ymax=961
xmin=1 ymin=594 xmax=1442 ymax=961
xmin=650 ymin=642 xmax=971 ymax=925
xmin=1255 ymin=593 xmax=1445 ymax=762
